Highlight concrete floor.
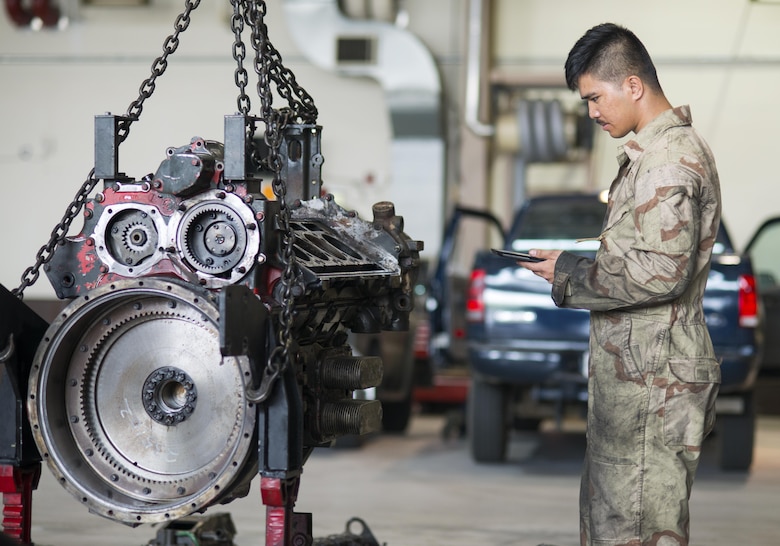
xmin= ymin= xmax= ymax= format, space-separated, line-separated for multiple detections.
xmin=24 ymin=410 xmax=780 ymax=546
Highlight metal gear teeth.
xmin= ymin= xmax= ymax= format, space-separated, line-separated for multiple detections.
xmin=73 ymin=298 xmax=246 ymax=493
xmin=76 ymin=304 xmax=208 ymax=487
xmin=121 ymin=221 xmax=154 ymax=254
xmin=180 ymin=204 xmax=245 ymax=274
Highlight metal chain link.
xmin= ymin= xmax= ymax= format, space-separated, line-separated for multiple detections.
xmin=12 ymin=170 xmax=98 ymax=298
xmin=13 ymin=0 xmax=201 ymax=299
xmin=245 ymin=0 xmax=294 ymax=402
xmin=230 ymin=0 xmax=251 ymax=115
xmin=117 ymin=0 xmax=200 ymax=144
xmin=241 ymin=0 xmax=318 ymax=403
xmin=243 ymin=0 xmax=317 ymax=124
xmin=266 ymin=45 xmax=318 ymax=124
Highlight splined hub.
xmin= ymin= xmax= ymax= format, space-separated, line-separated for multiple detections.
xmin=28 ymin=279 xmax=257 ymax=524
xmin=142 ymin=366 xmax=197 ymax=425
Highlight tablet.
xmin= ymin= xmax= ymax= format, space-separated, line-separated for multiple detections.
xmin=490 ymin=249 xmax=545 ymax=262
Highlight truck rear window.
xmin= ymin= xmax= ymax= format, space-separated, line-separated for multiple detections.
xmin=508 ymin=196 xmax=733 ymax=255
xmin=509 ymin=197 xmax=607 ymax=251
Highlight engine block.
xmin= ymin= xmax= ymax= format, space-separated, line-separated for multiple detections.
xmin=25 ymin=116 xmax=422 ymax=526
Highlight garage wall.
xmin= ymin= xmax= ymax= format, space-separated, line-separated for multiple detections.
xmin=1 ymin=0 xmax=778 ymax=298
xmin=490 ymin=0 xmax=780 ymax=252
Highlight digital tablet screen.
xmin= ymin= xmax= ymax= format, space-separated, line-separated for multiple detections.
xmin=490 ymin=249 xmax=545 ymax=263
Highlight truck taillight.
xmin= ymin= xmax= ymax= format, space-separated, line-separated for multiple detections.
xmin=466 ymin=269 xmax=486 ymax=322
xmin=413 ymin=318 xmax=431 ymax=359
xmin=738 ymin=274 xmax=759 ymax=328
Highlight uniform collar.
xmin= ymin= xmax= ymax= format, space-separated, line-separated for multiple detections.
xmin=616 ymin=105 xmax=693 ymax=165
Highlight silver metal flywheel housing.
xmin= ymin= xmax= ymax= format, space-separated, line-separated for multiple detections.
xmin=28 ymin=279 xmax=257 ymax=525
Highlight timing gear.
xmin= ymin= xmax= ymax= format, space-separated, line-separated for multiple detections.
xmin=170 ymin=190 xmax=260 ymax=286
xmin=93 ymin=204 xmax=167 ymax=277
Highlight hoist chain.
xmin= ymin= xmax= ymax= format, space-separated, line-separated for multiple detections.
xmin=12 ymin=170 xmax=97 ymax=298
xmin=117 ymin=0 xmax=200 ymax=145
xmin=13 ymin=0 xmax=201 ymax=299
xmin=244 ymin=0 xmax=317 ymax=124
xmin=14 ymin=0 xmax=317 ymax=407
xmin=230 ymin=0 xmax=264 ymax=169
xmin=241 ymin=0 xmax=318 ymax=403
xmin=231 ymin=0 xmax=252 ymax=116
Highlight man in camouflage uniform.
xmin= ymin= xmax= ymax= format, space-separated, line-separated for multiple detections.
xmin=522 ymin=23 xmax=721 ymax=546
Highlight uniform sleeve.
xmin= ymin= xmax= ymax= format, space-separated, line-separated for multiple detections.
xmin=552 ymin=165 xmax=701 ymax=312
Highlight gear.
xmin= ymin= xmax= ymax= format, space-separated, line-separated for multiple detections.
xmin=107 ymin=209 xmax=158 ymax=266
xmin=179 ymin=203 xmax=246 ymax=274
xmin=93 ymin=203 xmax=168 ymax=277
xmin=121 ymin=220 xmax=154 ymax=256
xmin=168 ymin=190 xmax=261 ymax=288
xmin=28 ymin=279 xmax=257 ymax=524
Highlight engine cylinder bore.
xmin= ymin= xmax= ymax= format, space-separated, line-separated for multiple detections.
xmin=28 ymin=279 xmax=257 ymax=525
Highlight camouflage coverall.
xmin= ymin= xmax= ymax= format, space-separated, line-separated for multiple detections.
xmin=551 ymin=106 xmax=721 ymax=546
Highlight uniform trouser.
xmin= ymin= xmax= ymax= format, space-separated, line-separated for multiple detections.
xmin=579 ymin=319 xmax=721 ymax=546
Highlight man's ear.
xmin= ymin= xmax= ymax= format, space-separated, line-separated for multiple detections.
xmin=625 ymin=75 xmax=644 ymax=101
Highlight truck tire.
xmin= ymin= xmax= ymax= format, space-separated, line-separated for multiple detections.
xmin=468 ymin=377 xmax=509 ymax=463
xmin=718 ymin=392 xmax=756 ymax=471
xmin=360 ymin=332 xmax=414 ymax=434
xmin=382 ymin=392 xmax=413 ymax=433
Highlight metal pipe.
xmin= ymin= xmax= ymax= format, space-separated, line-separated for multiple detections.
xmin=281 ymin=0 xmax=446 ymax=256
xmin=465 ymin=0 xmax=495 ymax=137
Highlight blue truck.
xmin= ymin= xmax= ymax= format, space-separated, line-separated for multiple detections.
xmin=465 ymin=193 xmax=764 ymax=471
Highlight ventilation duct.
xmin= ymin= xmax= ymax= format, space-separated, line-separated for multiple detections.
xmin=281 ymin=0 xmax=445 ymax=256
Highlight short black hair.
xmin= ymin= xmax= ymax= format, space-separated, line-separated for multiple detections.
xmin=564 ymin=23 xmax=662 ymax=93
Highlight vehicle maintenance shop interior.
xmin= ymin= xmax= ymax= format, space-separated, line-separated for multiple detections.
xmin=1 ymin=1 xmax=779 ymax=545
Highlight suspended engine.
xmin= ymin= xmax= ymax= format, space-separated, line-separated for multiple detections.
xmin=26 ymin=119 xmax=420 ymax=526
xmin=0 ymin=2 xmax=421 ymax=544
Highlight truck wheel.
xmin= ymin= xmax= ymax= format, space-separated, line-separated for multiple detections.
xmin=382 ymin=393 xmax=413 ymax=433
xmin=468 ymin=377 xmax=509 ymax=463
xmin=718 ymin=392 xmax=756 ymax=471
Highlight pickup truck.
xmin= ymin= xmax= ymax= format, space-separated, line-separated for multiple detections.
xmin=465 ymin=193 xmax=763 ymax=471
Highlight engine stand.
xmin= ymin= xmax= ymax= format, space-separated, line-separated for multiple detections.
xmin=0 ymin=284 xmax=48 ymax=545
xmin=261 ymin=476 xmax=311 ymax=546
xmin=0 ymin=464 xmax=40 ymax=544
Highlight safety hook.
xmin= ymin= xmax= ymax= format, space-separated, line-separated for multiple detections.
xmin=0 ymin=334 xmax=16 ymax=363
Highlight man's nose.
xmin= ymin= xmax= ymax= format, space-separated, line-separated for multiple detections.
xmin=588 ymin=103 xmax=599 ymax=119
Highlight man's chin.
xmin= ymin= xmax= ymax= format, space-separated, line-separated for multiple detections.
xmin=604 ymin=125 xmax=629 ymax=139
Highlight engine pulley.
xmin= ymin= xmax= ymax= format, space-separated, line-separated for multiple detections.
xmin=27 ymin=279 xmax=257 ymax=525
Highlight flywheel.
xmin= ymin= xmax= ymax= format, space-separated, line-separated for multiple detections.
xmin=28 ymin=279 xmax=257 ymax=525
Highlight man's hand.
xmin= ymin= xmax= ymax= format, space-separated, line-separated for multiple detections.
xmin=517 ymin=249 xmax=562 ymax=283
